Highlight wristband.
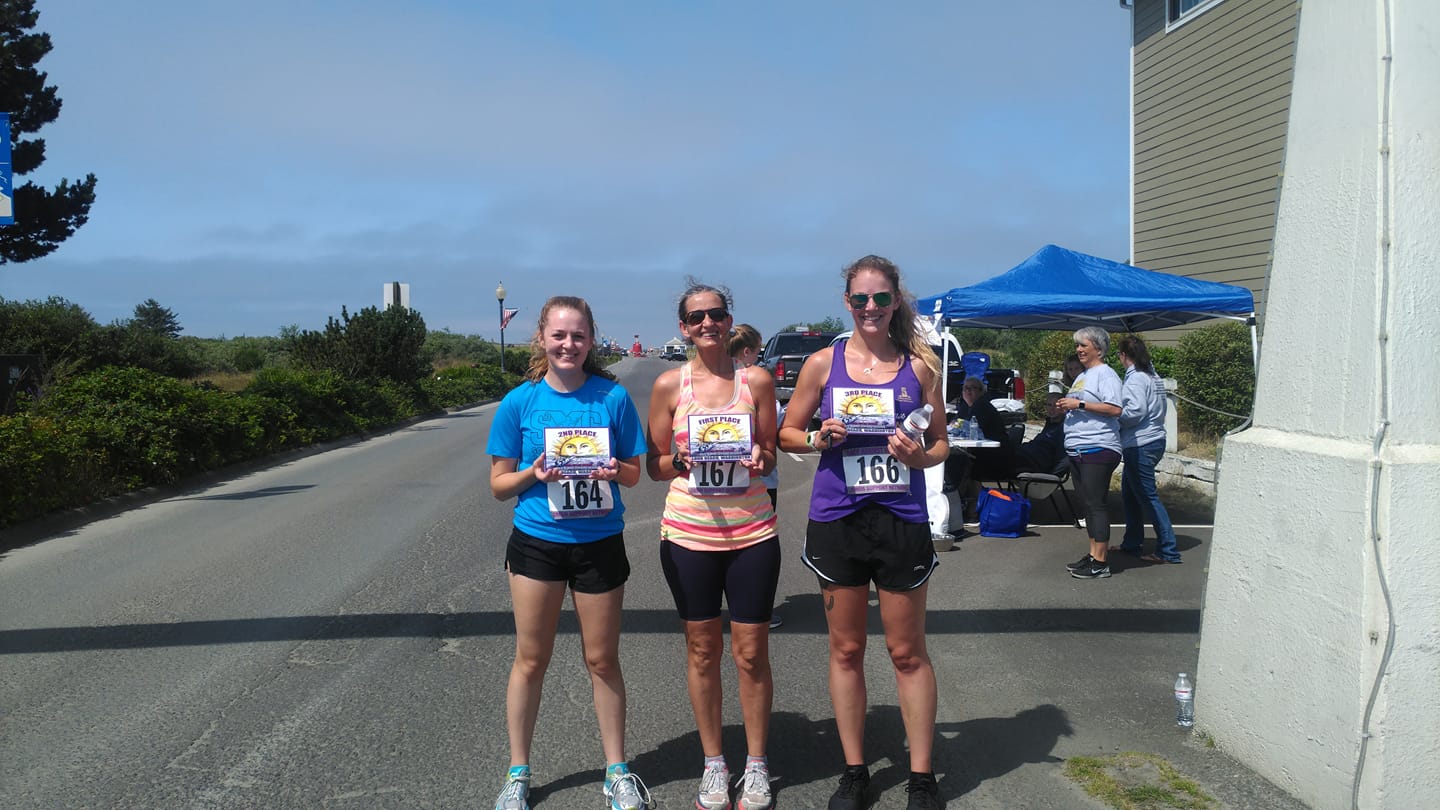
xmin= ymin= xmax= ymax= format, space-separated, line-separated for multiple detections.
xmin=672 ymin=451 xmax=689 ymax=473
xmin=805 ymin=430 xmax=819 ymax=450
xmin=1079 ymin=401 xmax=1086 ymax=411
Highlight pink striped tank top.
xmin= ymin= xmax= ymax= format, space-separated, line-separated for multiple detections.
xmin=661 ymin=362 xmax=778 ymax=550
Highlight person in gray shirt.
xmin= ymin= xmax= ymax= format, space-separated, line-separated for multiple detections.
xmin=1115 ymin=335 xmax=1180 ymax=563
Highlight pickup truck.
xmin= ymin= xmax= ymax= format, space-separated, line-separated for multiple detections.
xmin=758 ymin=330 xmax=840 ymax=403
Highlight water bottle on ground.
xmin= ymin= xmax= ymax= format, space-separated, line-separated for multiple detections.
xmin=1174 ymin=672 xmax=1195 ymax=727
xmin=901 ymin=403 xmax=934 ymax=441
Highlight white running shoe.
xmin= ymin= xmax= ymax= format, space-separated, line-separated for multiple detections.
xmin=493 ymin=767 xmax=530 ymax=810
xmin=695 ymin=761 xmax=730 ymax=810
xmin=735 ymin=762 xmax=773 ymax=810
xmin=604 ymin=768 xmax=653 ymax=810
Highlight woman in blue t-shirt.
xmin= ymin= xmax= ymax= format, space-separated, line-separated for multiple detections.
xmin=485 ymin=296 xmax=653 ymax=810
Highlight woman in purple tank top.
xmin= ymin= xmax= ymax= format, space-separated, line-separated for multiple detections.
xmin=778 ymin=255 xmax=949 ymax=809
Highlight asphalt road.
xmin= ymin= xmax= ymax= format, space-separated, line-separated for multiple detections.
xmin=0 ymin=357 xmax=1304 ymax=809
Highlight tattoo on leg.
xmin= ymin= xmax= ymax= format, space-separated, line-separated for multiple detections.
xmin=825 ymin=593 xmax=835 ymax=611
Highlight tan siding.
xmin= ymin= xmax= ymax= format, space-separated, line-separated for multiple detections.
xmin=1131 ymin=0 xmax=1299 ymax=339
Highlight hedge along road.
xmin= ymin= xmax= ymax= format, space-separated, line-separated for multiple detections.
xmin=0 ymin=355 xmax=1298 ymax=810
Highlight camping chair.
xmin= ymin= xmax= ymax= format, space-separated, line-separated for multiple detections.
xmin=1012 ymin=458 xmax=1081 ymax=528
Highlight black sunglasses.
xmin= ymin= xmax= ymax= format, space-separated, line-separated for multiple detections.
xmin=847 ymin=291 xmax=894 ymax=309
xmin=684 ymin=307 xmax=730 ymax=326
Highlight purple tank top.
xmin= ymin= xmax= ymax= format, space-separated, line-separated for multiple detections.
xmin=808 ymin=341 xmax=929 ymax=523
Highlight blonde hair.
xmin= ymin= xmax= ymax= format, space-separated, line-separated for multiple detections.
xmin=523 ymin=296 xmax=616 ymax=383
xmin=842 ymin=255 xmax=942 ymax=388
xmin=729 ymin=323 xmax=762 ymax=357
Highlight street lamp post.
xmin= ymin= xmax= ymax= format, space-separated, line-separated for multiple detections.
xmin=496 ymin=282 xmax=507 ymax=373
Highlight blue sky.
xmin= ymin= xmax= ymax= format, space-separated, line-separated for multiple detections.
xmin=5 ymin=1 xmax=1133 ymax=348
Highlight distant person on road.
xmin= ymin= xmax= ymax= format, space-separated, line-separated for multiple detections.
xmin=779 ymin=255 xmax=947 ymax=810
xmin=1114 ymin=335 xmax=1181 ymax=564
xmin=647 ymin=282 xmax=780 ymax=810
xmin=730 ymin=323 xmax=785 ymax=631
xmin=485 ymin=295 xmax=653 ymax=810
xmin=1056 ymin=327 xmax=1123 ymax=581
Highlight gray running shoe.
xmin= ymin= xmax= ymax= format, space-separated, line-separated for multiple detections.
xmin=696 ymin=761 xmax=731 ymax=810
xmin=604 ymin=769 xmax=653 ymax=810
xmin=493 ymin=768 xmax=530 ymax=810
xmin=735 ymin=762 xmax=773 ymax=810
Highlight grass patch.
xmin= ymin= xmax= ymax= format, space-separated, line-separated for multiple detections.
xmin=1176 ymin=431 xmax=1217 ymax=460
xmin=190 ymin=371 xmax=256 ymax=392
xmin=1064 ymin=752 xmax=1216 ymax=810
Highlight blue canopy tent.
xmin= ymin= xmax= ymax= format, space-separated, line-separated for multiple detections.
xmin=916 ymin=244 xmax=1258 ymax=366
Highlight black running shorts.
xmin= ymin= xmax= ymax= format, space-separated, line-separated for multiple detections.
xmin=803 ymin=503 xmax=937 ymax=591
xmin=505 ymin=527 xmax=630 ymax=594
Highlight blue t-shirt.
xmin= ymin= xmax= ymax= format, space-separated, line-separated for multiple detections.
xmin=485 ymin=375 xmax=647 ymax=543
xmin=1063 ymin=364 xmax=1123 ymax=453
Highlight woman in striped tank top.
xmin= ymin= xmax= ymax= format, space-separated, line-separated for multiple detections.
xmin=646 ymin=279 xmax=779 ymax=810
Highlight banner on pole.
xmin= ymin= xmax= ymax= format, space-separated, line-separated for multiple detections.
xmin=501 ymin=307 xmax=520 ymax=329
xmin=1 ymin=113 xmax=13 ymax=225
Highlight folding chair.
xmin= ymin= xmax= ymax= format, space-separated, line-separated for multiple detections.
xmin=1013 ymin=459 xmax=1081 ymax=528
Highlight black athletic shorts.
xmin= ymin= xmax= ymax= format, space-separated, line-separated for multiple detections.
xmin=505 ymin=527 xmax=630 ymax=594
xmin=659 ymin=537 xmax=781 ymax=624
xmin=804 ymin=503 xmax=937 ymax=591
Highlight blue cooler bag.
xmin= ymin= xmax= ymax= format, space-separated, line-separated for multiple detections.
xmin=977 ymin=488 xmax=1030 ymax=537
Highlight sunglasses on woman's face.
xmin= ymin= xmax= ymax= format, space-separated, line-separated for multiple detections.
xmin=847 ymin=291 xmax=894 ymax=309
xmin=683 ymin=307 xmax=730 ymax=326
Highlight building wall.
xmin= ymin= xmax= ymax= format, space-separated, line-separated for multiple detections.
xmin=1197 ymin=1 xmax=1440 ymax=807
xmin=1131 ymin=0 xmax=1299 ymax=342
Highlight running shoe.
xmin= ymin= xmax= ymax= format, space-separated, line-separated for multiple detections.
xmin=735 ymin=761 xmax=773 ymax=810
xmin=905 ymin=771 xmax=940 ymax=809
xmin=1064 ymin=554 xmax=1094 ymax=572
xmin=827 ymin=764 xmax=870 ymax=810
xmin=605 ymin=765 xmax=654 ymax=810
xmin=769 ymin=613 xmax=784 ymax=629
xmin=1070 ymin=560 xmax=1112 ymax=580
xmin=493 ymin=765 xmax=530 ymax=810
xmin=695 ymin=761 xmax=731 ymax=810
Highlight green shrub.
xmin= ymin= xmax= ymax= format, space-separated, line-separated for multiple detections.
xmin=1022 ymin=331 xmax=1079 ymax=418
xmin=1173 ymin=321 xmax=1255 ymax=437
xmin=288 ymin=305 xmax=431 ymax=384
xmin=420 ymin=364 xmax=512 ymax=409
xmin=0 ymin=412 xmax=108 ymax=526
xmin=244 ymin=367 xmax=368 ymax=442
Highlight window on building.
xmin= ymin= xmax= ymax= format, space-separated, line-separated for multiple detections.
xmin=1168 ymin=0 xmax=1223 ymax=26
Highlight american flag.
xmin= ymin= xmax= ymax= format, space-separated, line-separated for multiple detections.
xmin=501 ymin=307 xmax=520 ymax=329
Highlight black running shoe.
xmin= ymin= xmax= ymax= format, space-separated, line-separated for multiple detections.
xmin=828 ymin=764 xmax=870 ymax=810
xmin=905 ymin=771 xmax=941 ymax=809
xmin=1065 ymin=554 xmax=1093 ymax=572
xmin=1070 ymin=561 xmax=1112 ymax=579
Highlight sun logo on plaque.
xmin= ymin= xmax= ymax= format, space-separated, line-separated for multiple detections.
xmin=557 ymin=435 xmax=600 ymax=458
xmin=841 ymin=394 xmax=885 ymax=416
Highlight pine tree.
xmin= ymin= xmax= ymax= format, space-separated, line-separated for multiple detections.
xmin=0 ymin=0 xmax=98 ymax=264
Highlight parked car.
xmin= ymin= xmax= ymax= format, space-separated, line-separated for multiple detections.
xmin=758 ymin=330 xmax=840 ymax=403
xmin=662 ymin=344 xmax=687 ymax=361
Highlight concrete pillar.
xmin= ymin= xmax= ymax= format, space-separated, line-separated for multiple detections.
xmin=1162 ymin=377 xmax=1178 ymax=453
xmin=1196 ymin=2 xmax=1440 ymax=808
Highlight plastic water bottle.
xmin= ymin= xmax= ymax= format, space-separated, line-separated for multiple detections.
xmin=1174 ymin=673 xmax=1195 ymax=727
xmin=967 ymin=417 xmax=980 ymax=441
xmin=901 ymin=403 xmax=933 ymax=441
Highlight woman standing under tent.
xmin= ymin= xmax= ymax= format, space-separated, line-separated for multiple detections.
xmin=1115 ymin=335 xmax=1181 ymax=563
xmin=1056 ymin=326 xmax=1124 ymax=580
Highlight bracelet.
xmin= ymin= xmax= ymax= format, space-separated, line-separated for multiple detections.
xmin=805 ymin=430 xmax=819 ymax=450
